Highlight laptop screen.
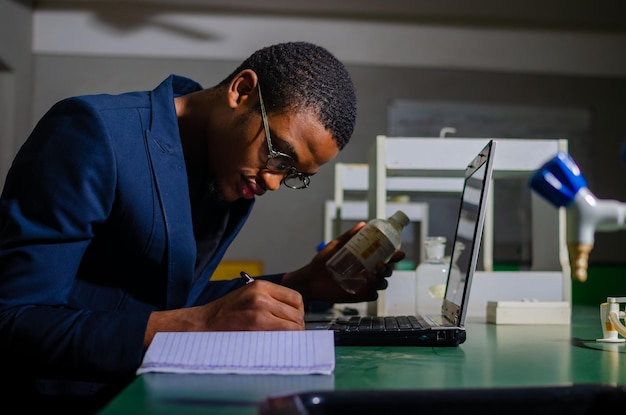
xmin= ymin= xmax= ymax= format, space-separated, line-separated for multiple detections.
xmin=441 ymin=140 xmax=495 ymax=326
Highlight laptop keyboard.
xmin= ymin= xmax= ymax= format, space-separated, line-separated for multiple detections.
xmin=330 ymin=315 xmax=424 ymax=332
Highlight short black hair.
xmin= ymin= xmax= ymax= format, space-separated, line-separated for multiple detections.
xmin=219 ymin=41 xmax=357 ymax=150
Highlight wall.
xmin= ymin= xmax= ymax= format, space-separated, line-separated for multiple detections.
xmin=14 ymin=4 xmax=626 ymax=275
xmin=0 ymin=0 xmax=34 ymax=183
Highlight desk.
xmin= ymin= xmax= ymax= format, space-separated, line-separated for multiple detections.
xmin=99 ymin=306 xmax=626 ymax=414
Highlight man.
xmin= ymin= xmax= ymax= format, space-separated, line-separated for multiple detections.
xmin=0 ymin=41 xmax=403 ymax=411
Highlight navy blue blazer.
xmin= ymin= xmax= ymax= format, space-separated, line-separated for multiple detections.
xmin=0 ymin=75 xmax=276 ymax=396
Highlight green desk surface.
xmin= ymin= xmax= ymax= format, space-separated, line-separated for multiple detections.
xmin=99 ymin=306 xmax=626 ymax=414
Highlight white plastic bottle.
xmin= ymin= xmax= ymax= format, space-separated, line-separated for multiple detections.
xmin=326 ymin=210 xmax=410 ymax=294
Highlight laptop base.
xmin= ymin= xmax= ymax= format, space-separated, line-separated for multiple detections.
xmin=306 ymin=315 xmax=466 ymax=347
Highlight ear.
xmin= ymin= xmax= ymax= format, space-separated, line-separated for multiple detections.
xmin=227 ymin=69 xmax=258 ymax=109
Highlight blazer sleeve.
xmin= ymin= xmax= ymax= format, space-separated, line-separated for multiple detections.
xmin=0 ymin=97 xmax=150 ymax=379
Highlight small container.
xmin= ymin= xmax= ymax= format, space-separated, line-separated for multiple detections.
xmin=415 ymin=236 xmax=453 ymax=315
xmin=326 ymin=210 xmax=410 ymax=294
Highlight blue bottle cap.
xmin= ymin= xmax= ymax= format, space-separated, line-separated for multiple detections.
xmin=528 ymin=151 xmax=587 ymax=208
xmin=316 ymin=241 xmax=327 ymax=252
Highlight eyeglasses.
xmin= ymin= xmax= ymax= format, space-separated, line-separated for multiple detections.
xmin=258 ymin=83 xmax=311 ymax=190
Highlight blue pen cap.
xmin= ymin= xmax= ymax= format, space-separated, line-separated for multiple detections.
xmin=528 ymin=151 xmax=588 ymax=208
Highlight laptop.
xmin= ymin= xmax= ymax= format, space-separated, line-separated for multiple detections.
xmin=307 ymin=139 xmax=497 ymax=346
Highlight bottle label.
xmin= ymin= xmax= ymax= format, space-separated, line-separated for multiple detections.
xmin=344 ymin=226 xmax=396 ymax=271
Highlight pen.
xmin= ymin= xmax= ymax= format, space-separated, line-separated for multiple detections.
xmin=240 ymin=271 xmax=255 ymax=285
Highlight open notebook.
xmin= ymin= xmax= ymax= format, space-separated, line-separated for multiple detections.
xmin=307 ymin=139 xmax=497 ymax=346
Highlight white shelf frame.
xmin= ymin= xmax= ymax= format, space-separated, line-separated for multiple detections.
xmin=327 ymin=162 xmax=430 ymax=264
xmin=368 ymin=136 xmax=570 ymax=316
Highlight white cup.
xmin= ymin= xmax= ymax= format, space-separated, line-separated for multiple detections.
xmin=597 ymin=302 xmax=625 ymax=343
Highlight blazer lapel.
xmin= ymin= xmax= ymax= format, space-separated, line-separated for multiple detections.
xmin=144 ymin=76 xmax=199 ymax=309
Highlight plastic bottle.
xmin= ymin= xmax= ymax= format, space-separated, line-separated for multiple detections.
xmin=326 ymin=210 xmax=410 ymax=294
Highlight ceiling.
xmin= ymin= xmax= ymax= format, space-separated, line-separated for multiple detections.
xmin=31 ymin=0 xmax=626 ymax=33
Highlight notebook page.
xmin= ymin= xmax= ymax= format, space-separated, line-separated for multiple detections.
xmin=137 ymin=331 xmax=335 ymax=375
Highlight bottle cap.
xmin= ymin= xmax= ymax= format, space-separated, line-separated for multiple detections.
xmin=528 ymin=151 xmax=587 ymax=208
xmin=424 ymin=236 xmax=446 ymax=260
xmin=390 ymin=210 xmax=410 ymax=228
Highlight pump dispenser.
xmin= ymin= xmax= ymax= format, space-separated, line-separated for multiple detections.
xmin=326 ymin=210 xmax=410 ymax=294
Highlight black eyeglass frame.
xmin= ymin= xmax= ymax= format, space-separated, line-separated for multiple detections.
xmin=258 ymin=83 xmax=311 ymax=190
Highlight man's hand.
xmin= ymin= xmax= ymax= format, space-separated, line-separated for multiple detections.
xmin=200 ymin=280 xmax=305 ymax=330
xmin=282 ymin=222 xmax=406 ymax=304
xmin=144 ymin=281 xmax=305 ymax=348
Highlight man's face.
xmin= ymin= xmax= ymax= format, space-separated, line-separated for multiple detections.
xmin=208 ymin=107 xmax=339 ymax=203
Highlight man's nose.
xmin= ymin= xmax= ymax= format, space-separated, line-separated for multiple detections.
xmin=262 ymin=171 xmax=284 ymax=191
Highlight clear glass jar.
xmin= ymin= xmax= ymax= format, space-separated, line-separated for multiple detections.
xmin=415 ymin=236 xmax=449 ymax=314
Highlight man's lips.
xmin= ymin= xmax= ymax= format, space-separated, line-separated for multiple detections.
xmin=242 ymin=179 xmax=266 ymax=198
